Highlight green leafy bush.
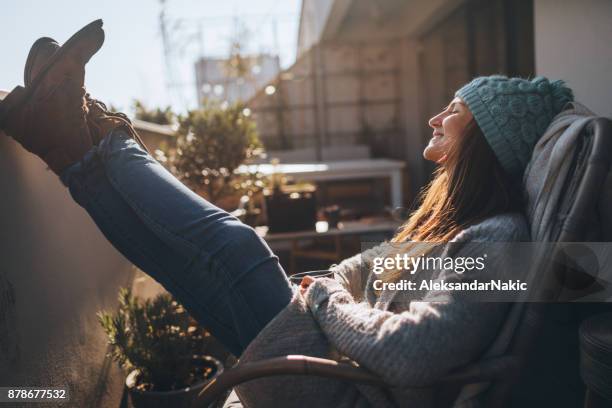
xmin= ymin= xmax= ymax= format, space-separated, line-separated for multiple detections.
xmin=98 ymin=288 xmax=212 ymax=392
xmin=133 ymin=100 xmax=175 ymax=125
xmin=169 ymin=101 xmax=263 ymax=202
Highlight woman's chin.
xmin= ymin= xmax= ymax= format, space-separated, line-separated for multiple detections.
xmin=423 ymin=137 xmax=449 ymax=162
xmin=423 ymin=146 xmax=442 ymax=162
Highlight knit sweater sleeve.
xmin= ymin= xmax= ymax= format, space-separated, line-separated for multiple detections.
xmin=330 ymin=242 xmax=392 ymax=301
xmin=303 ymin=213 xmax=529 ymax=387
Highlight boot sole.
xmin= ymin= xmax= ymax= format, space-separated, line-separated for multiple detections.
xmin=0 ymin=19 xmax=105 ymax=128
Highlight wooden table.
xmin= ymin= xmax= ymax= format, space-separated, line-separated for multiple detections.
xmin=256 ymin=218 xmax=401 ymax=274
xmin=238 ymin=159 xmax=406 ymax=208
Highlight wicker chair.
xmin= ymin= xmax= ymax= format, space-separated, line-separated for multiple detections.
xmin=195 ymin=118 xmax=612 ymax=408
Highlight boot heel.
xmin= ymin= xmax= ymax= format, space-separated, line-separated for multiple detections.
xmin=0 ymin=86 xmax=27 ymax=128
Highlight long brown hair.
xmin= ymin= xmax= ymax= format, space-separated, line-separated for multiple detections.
xmin=375 ymin=120 xmax=524 ymax=287
xmin=393 ymin=119 xmax=524 ymax=244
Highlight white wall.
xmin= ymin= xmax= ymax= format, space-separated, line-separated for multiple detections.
xmin=534 ymin=0 xmax=612 ymax=117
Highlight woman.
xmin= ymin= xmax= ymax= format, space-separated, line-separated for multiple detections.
xmin=0 ymin=26 xmax=573 ymax=408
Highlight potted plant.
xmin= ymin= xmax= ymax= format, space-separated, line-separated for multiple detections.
xmin=167 ymin=100 xmax=264 ymax=207
xmin=98 ymin=288 xmax=223 ymax=408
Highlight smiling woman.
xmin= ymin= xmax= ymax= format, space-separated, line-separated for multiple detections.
xmin=423 ymin=98 xmax=474 ymax=164
xmin=234 ymin=75 xmax=573 ymax=407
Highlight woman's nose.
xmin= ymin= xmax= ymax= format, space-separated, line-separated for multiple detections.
xmin=429 ymin=112 xmax=443 ymax=129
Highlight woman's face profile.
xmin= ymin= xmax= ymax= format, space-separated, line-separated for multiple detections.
xmin=424 ymin=97 xmax=474 ymax=164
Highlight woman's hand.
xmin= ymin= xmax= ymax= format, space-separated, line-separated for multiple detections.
xmin=299 ymin=275 xmax=315 ymax=295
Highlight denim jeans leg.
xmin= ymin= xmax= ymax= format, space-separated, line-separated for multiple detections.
xmin=93 ymin=129 xmax=293 ymax=352
xmin=61 ymin=145 xmax=244 ymax=355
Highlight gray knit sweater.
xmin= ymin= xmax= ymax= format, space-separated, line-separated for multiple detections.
xmin=235 ymin=212 xmax=530 ymax=407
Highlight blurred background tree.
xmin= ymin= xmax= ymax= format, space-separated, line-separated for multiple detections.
xmin=133 ymin=99 xmax=176 ymax=125
xmin=164 ymin=100 xmax=265 ymax=204
xmin=223 ymin=19 xmax=252 ymax=80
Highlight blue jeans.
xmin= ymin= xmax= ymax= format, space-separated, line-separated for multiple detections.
xmin=60 ymin=129 xmax=294 ymax=356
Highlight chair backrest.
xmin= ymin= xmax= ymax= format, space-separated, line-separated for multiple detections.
xmin=480 ymin=117 xmax=612 ymax=407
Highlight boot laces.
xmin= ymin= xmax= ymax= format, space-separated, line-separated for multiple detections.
xmin=85 ymin=93 xmax=132 ymax=125
xmin=84 ymin=93 xmax=150 ymax=153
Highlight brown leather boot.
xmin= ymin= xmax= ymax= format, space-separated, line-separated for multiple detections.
xmin=0 ymin=20 xmax=104 ymax=175
xmin=21 ymin=36 xmax=150 ymax=154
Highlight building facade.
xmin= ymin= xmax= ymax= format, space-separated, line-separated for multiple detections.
xmin=195 ymin=54 xmax=280 ymax=105
xmin=247 ymin=0 xmax=612 ymax=206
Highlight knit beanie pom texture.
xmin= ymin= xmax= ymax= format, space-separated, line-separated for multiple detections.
xmin=455 ymin=75 xmax=574 ymax=179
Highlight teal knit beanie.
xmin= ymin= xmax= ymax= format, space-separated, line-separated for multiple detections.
xmin=455 ymin=75 xmax=574 ymax=179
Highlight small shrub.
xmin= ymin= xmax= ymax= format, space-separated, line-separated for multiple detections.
xmin=133 ymin=100 xmax=175 ymax=125
xmin=169 ymin=100 xmax=264 ymax=202
xmin=98 ymin=288 xmax=213 ymax=392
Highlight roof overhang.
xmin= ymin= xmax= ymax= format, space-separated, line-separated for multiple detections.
xmin=318 ymin=0 xmax=466 ymax=42
xmin=320 ymin=0 xmax=355 ymax=41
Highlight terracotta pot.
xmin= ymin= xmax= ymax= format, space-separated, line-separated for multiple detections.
xmin=126 ymin=355 xmax=223 ymax=408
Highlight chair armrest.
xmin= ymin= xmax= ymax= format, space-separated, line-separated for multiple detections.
xmin=194 ymin=355 xmax=384 ymax=406
xmin=194 ymin=354 xmax=519 ymax=407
